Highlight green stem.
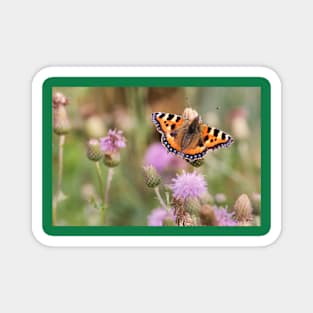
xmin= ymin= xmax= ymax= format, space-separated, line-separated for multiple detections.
xmin=100 ymin=205 xmax=106 ymax=226
xmin=101 ymin=168 xmax=114 ymax=225
xmin=154 ymin=186 xmax=167 ymax=210
xmin=104 ymin=168 xmax=114 ymax=207
xmin=95 ymin=161 xmax=105 ymax=200
xmin=53 ymin=134 xmax=65 ymax=225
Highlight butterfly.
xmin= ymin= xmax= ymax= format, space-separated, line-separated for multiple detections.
xmin=152 ymin=111 xmax=234 ymax=161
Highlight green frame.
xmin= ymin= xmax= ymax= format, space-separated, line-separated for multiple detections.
xmin=43 ymin=77 xmax=270 ymax=236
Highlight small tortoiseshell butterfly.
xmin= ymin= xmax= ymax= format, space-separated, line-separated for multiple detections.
xmin=152 ymin=111 xmax=234 ymax=161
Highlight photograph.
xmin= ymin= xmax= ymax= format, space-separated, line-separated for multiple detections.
xmin=51 ymin=85 xmax=261 ymax=228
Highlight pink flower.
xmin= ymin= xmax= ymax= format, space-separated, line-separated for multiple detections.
xmin=147 ymin=208 xmax=175 ymax=226
xmin=213 ymin=207 xmax=237 ymax=226
xmin=144 ymin=142 xmax=186 ymax=173
xmin=171 ymin=171 xmax=207 ymax=201
xmin=100 ymin=129 xmax=126 ymax=154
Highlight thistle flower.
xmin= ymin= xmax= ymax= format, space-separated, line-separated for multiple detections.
xmin=233 ymin=194 xmax=253 ymax=223
xmin=100 ymin=129 xmax=126 ymax=167
xmin=143 ymin=165 xmax=161 ymax=188
xmin=100 ymin=129 xmax=126 ymax=154
xmin=86 ymin=139 xmax=103 ymax=161
xmin=144 ymin=142 xmax=186 ymax=173
xmin=171 ymin=171 xmax=207 ymax=201
xmin=147 ymin=208 xmax=175 ymax=226
xmin=213 ymin=206 xmax=237 ymax=226
xmin=200 ymin=204 xmax=237 ymax=226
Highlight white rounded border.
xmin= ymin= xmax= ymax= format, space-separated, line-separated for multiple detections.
xmin=32 ymin=66 xmax=281 ymax=247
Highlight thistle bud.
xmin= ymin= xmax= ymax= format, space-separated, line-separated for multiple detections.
xmin=233 ymin=194 xmax=253 ymax=222
xmin=53 ymin=92 xmax=69 ymax=108
xmin=199 ymin=204 xmax=218 ymax=226
xmin=143 ymin=165 xmax=161 ymax=188
xmin=185 ymin=197 xmax=201 ymax=214
xmin=103 ymin=152 xmax=121 ymax=167
xmin=53 ymin=104 xmax=71 ymax=135
xmin=86 ymin=139 xmax=103 ymax=161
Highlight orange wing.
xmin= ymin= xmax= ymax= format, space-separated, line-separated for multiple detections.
xmin=181 ymin=124 xmax=234 ymax=161
xmin=152 ymin=112 xmax=185 ymax=135
xmin=180 ymin=144 xmax=208 ymax=158
xmin=152 ymin=112 xmax=186 ymax=157
xmin=152 ymin=112 xmax=234 ymax=161
xmin=200 ymin=124 xmax=234 ymax=150
xmin=183 ymin=125 xmax=234 ymax=161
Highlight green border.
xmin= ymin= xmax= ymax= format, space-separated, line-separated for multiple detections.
xmin=43 ymin=77 xmax=270 ymax=236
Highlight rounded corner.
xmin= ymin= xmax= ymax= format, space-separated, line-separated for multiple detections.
xmin=256 ymin=66 xmax=282 ymax=89
xmin=32 ymin=66 xmax=60 ymax=91
xmin=31 ymin=224 xmax=55 ymax=247
xmin=32 ymin=66 xmax=53 ymax=83
xmin=259 ymin=224 xmax=282 ymax=247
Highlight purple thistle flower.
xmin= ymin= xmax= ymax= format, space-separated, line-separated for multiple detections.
xmin=147 ymin=208 xmax=175 ymax=226
xmin=171 ymin=171 xmax=207 ymax=201
xmin=100 ymin=129 xmax=126 ymax=154
xmin=144 ymin=142 xmax=186 ymax=173
xmin=213 ymin=206 xmax=237 ymax=226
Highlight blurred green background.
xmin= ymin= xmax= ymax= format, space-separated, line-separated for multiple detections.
xmin=53 ymin=86 xmax=260 ymax=226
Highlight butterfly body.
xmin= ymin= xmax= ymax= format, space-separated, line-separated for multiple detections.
xmin=152 ymin=112 xmax=234 ymax=161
